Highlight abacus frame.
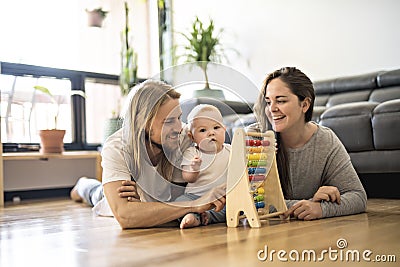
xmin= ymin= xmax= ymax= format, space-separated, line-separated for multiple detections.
xmin=226 ymin=128 xmax=287 ymax=228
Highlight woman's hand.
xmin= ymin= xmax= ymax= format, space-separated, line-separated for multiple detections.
xmin=117 ymin=180 xmax=140 ymax=202
xmin=312 ymin=186 xmax=341 ymax=204
xmin=283 ymin=200 xmax=322 ymax=220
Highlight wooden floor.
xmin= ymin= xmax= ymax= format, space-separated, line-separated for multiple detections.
xmin=1 ymin=198 xmax=399 ymax=267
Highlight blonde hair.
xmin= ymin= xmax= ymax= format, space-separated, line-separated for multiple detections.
xmin=121 ymin=80 xmax=182 ymax=181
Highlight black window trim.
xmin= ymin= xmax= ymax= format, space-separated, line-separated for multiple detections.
xmin=1 ymin=61 xmax=119 ymax=152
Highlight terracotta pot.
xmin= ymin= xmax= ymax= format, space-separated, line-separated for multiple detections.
xmin=87 ymin=10 xmax=106 ymax=27
xmin=39 ymin=129 xmax=66 ymax=153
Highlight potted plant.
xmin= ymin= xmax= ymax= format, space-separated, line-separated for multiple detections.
xmin=103 ymin=1 xmax=137 ymax=143
xmin=119 ymin=1 xmax=138 ymax=96
xmin=178 ymin=16 xmax=227 ymax=99
xmin=86 ymin=8 xmax=108 ymax=27
xmin=33 ymin=86 xmax=85 ymax=153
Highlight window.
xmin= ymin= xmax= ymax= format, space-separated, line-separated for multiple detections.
xmin=1 ymin=62 xmax=119 ymax=152
xmin=1 ymin=74 xmax=73 ymax=144
xmin=84 ymin=78 xmax=121 ymax=144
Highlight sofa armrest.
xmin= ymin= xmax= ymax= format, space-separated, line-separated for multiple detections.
xmin=372 ymin=99 xmax=400 ymax=150
xmin=320 ymin=102 xmax=378 ymax=118
xmin=312 ymin=106 xmax=326 ymax=122
xmin=320 ymin=102 xmax=378 ymax=152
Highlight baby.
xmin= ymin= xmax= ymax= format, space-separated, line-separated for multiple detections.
xmin=177 ymin=104 xmax=230 ymax=228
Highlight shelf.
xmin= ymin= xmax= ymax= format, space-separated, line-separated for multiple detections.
xmin=3 ymin=151 xmax=101 ymax=161
xmin=1 ymin=151 xmax=102 ymax=208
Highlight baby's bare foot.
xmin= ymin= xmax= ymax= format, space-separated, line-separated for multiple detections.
xmin=180 ymin=213 xmax=201 ymax=229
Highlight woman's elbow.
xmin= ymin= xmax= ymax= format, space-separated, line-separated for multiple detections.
xmin=361 ymin=192 xmax=368 ymax=212
xmin=354 ymin=190 xmax=368 ymax=213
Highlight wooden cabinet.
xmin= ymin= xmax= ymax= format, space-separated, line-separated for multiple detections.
xmin=0 ymin=151 xmax=102 ymax=207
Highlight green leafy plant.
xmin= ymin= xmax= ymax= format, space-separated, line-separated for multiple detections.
xmin=178 ymin=16 xmax=226 ymax=89
xmin=33 ymin=86 xmax=85 ymax=129
xmin=91 ymin=8 xmax=108 ymax=18
xmin=119 ymin=1 xmax=138 ymax=96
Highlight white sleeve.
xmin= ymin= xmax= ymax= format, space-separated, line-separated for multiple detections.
xmin=101 ymin=129 xmax=132 ymax=185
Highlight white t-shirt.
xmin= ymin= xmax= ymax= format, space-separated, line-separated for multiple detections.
xmin=93 ymin=128 xmax=187 ymax=216
xmin=181 ymin=144 xmax=231 ymax=195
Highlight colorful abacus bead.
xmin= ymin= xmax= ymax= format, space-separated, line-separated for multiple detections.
xmin=246 ymin=139 xmax=271 ymax=147
xmin=248 ymin=167 xmax=267 ymax=174
xmin=247 ymin=160 xmax=267 ymax=167
xmin=261 ymin=140 xmax=270 ymax=146
xmin=253 ymin=186 xmax=265 ymax=209
xmin=248 ymin=175 xmax=265 ymax=182
xmin=246 ymin=139 xmax=261 ymax=146
xmin=248 ymin=153 xmax=267 ymax=160
xmin=257 ymin=187 xmax=265 ymax=194
xmin=255 ymin=202 xmax=265 ymax=209
xmin=247 ymin=147 xmax=264 ymax=153
xmin=253 ymin=194 xmax=264 ymax=202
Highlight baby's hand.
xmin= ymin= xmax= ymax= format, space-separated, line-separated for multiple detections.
xmin=190 ymin=156 xmax=202 ymax=172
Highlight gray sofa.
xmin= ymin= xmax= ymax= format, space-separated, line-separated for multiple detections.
xmin=180 ymin=69 xmax=400 ymax=198
xmin=314 ymin=69 xmax=400 ymax=198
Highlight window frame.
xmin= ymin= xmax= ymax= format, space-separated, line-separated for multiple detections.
xmin=1 ymin=61 xmax=119 ymax=152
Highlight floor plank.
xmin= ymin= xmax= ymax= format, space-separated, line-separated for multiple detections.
xmin=1 ymin=198 xmax=399 ymax=266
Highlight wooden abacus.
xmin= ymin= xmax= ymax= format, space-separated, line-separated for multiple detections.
xmin=226 ymin=128 xmax=287 ymax=228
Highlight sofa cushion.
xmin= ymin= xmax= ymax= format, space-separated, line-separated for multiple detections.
xmin=320 ymin=102 xmax=378 ymax=118
xmin=224 ymin=113 xmax=256 ymax=138
xmin=320 ymin=102 xmax=378 ymax=152
xmin=332 ymin=72 xmax=378 ymax=93
xmin=223 ymin=113 xmax=248 ymax=142
xmin=369 ymin=86 xmax=400 ymax=103
xmin=312 ymin=106 xmax=326 ymax=122
xmin=372 ymin=99 xmax=400 ymax=150
xmin=314 ymin=80 xmax=335 ymax=94
xmin=326 ymin=90 xmax=371 ymax=107
xmin=350 ymin=150 xmax=400 ymax=173
xmin=377 ymin=69 xmax=400 ymax=87
xmin=314 ymin=94 xmax=329 ymax=106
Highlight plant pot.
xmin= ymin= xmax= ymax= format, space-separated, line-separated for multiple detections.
xmin=192 ymin=88 xmax=225 ymax=100
xmin=103 ymin=118 xmax=123 ymax=143
xmin=39 ymin=129 xmax=66 ymax=153
xmin=87 ymin=10 xmax=106 ymax=27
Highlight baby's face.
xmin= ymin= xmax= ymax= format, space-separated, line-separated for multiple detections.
xmin=190 ymin=118 xmax=226 ymax=153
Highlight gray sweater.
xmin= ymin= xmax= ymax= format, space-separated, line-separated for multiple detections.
xmin=284 ymin=123 xmax=367 ymax=218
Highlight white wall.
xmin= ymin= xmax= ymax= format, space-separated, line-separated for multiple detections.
xmin=1 ymin=0 xmax=398 ymax=97
xmin=171 ymin=0 xmax=400 ymax=89
xmin=0 ymin=0 xmax=156 ymax=78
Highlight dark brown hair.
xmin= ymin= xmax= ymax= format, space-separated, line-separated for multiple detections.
xmin=255 ymin=67 xmax=315 ymax=198
xmin=262 ymin=67 xmax=315 ymax=122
